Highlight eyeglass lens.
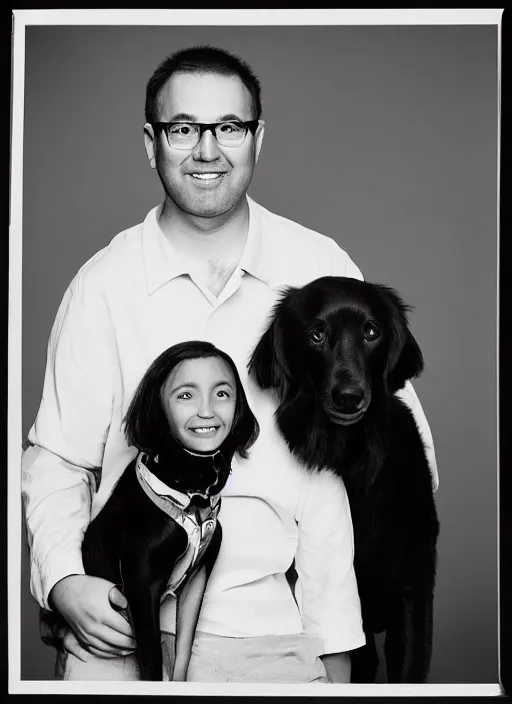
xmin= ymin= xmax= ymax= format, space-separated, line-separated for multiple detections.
xmin=167 ymin=122 xmax=248 ymax=148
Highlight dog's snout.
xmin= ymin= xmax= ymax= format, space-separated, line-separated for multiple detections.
xmin=331 ymin=386 xmax=366 ymax=413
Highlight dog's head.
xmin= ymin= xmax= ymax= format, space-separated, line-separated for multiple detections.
xmin=249 ymin=276 xmax=424 ymax=429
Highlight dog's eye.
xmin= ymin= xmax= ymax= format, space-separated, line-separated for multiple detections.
xmin=363 ymin=321 xmax=381 ymax=342
xmin=309 ymin=329 xmax=325 ymax=344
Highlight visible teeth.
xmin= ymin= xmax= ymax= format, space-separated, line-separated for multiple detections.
xmin=191 ymin=173 xmax=221 ymax=180
xmin=192 ymin=427 xmax=216 ymax=434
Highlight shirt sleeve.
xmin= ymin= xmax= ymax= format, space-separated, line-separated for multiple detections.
xmin=22 ymin=279 xmax=116 ymax=609
xmin=395 ymin=382 xmax=439 ymax=492
xmin=328 ymin=241 xmax=439 ymax=491
xmin=294 ymin=468 xmax=366 ymax=655
xmin=327 ymin=239 xmax=364 ymax=281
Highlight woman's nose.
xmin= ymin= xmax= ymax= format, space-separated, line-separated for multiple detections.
xmin=197 ymin=394 xmax=214 ymax=418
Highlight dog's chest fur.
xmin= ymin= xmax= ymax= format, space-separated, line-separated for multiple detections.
xmin=284 ymin=397 xmax=438 ymax=625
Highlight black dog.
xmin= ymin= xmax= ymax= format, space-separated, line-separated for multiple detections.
xmin=248 ymin=276 xmax=440 ymax=683
xmin=41 ymin=341 xmax=259 ymax=681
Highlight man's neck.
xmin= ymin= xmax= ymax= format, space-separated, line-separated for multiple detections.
xmin=158 ymin=196 xmax=249 ymax=254
xmin=157 ymin=197 xmax=250 ymax=297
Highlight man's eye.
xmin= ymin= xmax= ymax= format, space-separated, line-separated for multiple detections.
xmin=363 ymin=321 xmax=381 ymax=342
xmin=218 ymin=121 xmax=243 ymax=134
xmin=309 ymin=329 xmax=325 ymax=344
xmin=170 ymin=123 xmax=195 ymax=136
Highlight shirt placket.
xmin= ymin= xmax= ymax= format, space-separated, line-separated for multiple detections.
xmin=187 ymin=270 xmax=246 ymax=349
xmin=188 ymin=269 xmax=245 ymax=310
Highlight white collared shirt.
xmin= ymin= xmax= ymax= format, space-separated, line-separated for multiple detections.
xmin=22 ymin=196 xmax=437 ymax=655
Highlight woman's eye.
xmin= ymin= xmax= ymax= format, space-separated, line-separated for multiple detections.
xmin=216 ymin=390 xmax=230 ymax=399
xmin=177 ymin=391 xmax=192 ymax=400
xmin=309 ymin=329 xmax=325 ymax=344
xmin=363 ymin=321 xmax=381 ymax=342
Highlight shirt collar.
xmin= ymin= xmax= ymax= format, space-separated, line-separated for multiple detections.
xmin=141 ymin=204 xmax=189 ymax=295
xmin=142 ymin=196 xmax=274 ymax=296
xmin=238 ymin=196 xmax=273 ymax=286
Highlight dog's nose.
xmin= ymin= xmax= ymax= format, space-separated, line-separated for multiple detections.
xmin=331 ymin=387 xmax=366 ymax=413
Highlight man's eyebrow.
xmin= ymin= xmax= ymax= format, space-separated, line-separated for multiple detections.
xmin=165 ymin=113 xmax=247 ymax=123
xmin=218 ymin=114 xmax=246 ymax=122
xmin=167 ymin=113 xmax=197 ymax=122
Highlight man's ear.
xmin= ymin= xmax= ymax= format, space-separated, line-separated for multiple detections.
xmin=144 ymin=123 xmax=157 ymax=169
xmin=255 ymin=120 xmax=265 ymax=164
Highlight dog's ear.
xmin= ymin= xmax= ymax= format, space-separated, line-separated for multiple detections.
xmin=248 ymin=289 xmax=296 ymax=395
xmin=378 ymin=285 xmax=424 ymax=393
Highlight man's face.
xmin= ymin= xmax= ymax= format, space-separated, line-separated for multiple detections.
xmin=144 ymin=71 xmax=264 ymax=219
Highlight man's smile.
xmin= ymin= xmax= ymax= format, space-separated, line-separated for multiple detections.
xmin=187 ymin=171 xmax=227 ymax=188
xmin=190 ymin=172 xmax=224 ymax=180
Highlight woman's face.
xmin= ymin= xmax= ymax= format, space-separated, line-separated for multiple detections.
xmin=161 ymin=356 xmax=237 ymax=453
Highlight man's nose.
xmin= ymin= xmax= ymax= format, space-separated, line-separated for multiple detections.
xmin=192 ymin=129 xmax=221 ymax=161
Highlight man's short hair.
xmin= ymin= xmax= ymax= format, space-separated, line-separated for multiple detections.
xmin=145 ymin=45 xmax=262 ymax=124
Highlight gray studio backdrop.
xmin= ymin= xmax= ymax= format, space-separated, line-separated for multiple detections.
xmin=20 ymin=24 xmax=498 ymax=683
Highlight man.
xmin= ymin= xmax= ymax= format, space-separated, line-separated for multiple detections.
xmin=22 ymin=46 xmax=438 ymax=683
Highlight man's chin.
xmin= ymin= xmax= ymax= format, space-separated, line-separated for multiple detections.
xmin=165 ymin=185 xmax=249 ymax=221
xmin=185 ymin=197 xmax=243 ymax=220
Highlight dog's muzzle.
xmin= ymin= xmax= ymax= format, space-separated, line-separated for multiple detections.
xmin=325 ymin=387 xmax=371 ymax=426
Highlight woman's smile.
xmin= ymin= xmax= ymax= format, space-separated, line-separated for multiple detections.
xmin=189 ymin=425 xmax=220 ymax=436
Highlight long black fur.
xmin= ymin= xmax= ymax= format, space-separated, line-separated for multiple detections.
xmin=42 ymin=340 xmax=259 ymax=681
xmin=248 ymin=276 xmax=440 ymax=683
xmin=81 ymin=453 xmax=219 ymax=681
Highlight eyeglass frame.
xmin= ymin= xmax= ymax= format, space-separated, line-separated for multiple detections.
xmin=151 ymin=119 xmax=262 ymax=149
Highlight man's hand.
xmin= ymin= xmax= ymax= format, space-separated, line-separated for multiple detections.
xmin=49 ymin=575 xmax=137 ymax=659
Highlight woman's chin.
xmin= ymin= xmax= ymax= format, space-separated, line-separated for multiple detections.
xmin=183 ymin=430 xmax=225 ymax=453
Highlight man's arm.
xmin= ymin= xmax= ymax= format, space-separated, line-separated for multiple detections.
xmin=22 ymin=284 xmax=111 ymax=606
xmin=22 ymin=444 xmax=95 ymax=609
xmin=320 ymin=652 xmax=351 ymax=683
xmin=396 ymin=382 xmax=438 ymax=491
xmin=22 ymin=280 xmax=135 ymax=656
xmin=294 ymin=468 xmax=366 ymax=673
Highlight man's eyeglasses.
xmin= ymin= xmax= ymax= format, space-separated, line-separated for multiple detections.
xmin=152 ymin=120 xmax=261 ymax=150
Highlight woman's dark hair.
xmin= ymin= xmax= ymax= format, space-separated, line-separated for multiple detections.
xmin=145 ymin=45 xmax=262 ymax=124
xmin=124 ymin=340 xmax=259 ymax=459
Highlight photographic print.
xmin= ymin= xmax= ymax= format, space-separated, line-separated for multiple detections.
xmin=8 ymin=8 xmax=504 ymax=697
